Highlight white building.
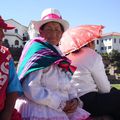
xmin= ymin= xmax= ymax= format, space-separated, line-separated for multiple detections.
xmin=27 ymin=21 xmax=39 ymax=39
xmin=3 ymin=19 xmax=28 ymax=48
xmin=5 ymin=19 xmax=120 ymax=55
xmin=95 ymin=32 xmax=120 ymax=53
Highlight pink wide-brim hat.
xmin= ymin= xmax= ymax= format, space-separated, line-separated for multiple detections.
xmin=0 ymin=16 xmax=15 ymax=30
xmin=33 ymin=8 xmax=69 ymax=32
xmin=60 ymin=25 xmax=104 ymax=54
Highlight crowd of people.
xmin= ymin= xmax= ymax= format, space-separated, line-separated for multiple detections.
xmin=0 ymin=7 xmax=120 ymax=120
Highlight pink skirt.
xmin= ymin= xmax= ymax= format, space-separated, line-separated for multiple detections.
xmin=15 ymin=97 xmax=90 ymax=120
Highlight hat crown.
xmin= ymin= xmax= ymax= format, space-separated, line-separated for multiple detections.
xmin=41 ymin=8 xmax=62 ymax=20
xmin=0 ymin=16 xmax=5 ymax=23
xmin=33 ymin=8 xmax=69 ymax=32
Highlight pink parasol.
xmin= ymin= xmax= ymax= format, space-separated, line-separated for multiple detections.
xmin=60 ymin=25 xmax=104 ymax=54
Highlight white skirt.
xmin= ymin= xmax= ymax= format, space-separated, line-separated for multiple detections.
xmin=15 ymin=97 xmax=90 ymax=120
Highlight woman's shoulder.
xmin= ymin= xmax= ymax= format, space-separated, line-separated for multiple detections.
xmin=81 ymin=47 xmax=99 ymax=58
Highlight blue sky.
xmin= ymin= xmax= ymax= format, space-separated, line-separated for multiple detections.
xmin=1 ymin=0 xmax=120 ymax=33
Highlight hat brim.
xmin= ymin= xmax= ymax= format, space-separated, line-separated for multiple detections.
xmin=0 ymin=23 xmax=15 ymax=30
xmin=33 ymin=19 xmax=69 ymax=32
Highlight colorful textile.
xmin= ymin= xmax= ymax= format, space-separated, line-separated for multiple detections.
xmin=17 ymin=37 xmax=76 ymax=82
xmin=0 ymin=45 xmax=11 ymax=111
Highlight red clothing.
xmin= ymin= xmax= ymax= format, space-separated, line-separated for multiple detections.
xmin=0 ymin=45 xmax=11 ymax=111
xmin=0 ymin=45 xmax=22 ymax=120
xmin=11 ymin=109 xmax=22 ymax=120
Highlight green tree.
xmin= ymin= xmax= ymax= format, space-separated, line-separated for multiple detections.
xmin=109 ymin=50 xmax=120 ymax=70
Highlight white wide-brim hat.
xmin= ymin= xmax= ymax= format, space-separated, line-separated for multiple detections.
xmin=33 ymin=8 xmax=69 ymax=32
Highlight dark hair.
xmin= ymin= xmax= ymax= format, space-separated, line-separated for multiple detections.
xmin=71 ymin=49 xmax=80 ymax=54
xmin=40 ymin=21 xmax=64 ymax=32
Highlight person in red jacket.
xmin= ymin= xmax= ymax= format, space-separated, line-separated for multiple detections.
xmin=0 ymin=16 xmax=23 ymax=120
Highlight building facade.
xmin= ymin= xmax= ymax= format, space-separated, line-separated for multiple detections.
xmin=27 ymin=21 xmax=40 ymax=39
xmin=95 ymin=32 xmax=120 ymax=53
xmin=4 ymin=19 xmax=120 ymax=55
xmin=3 ymin=19 xmax=29 ymax=48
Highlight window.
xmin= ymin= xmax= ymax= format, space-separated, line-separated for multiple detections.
xmin=96 ymin=40 xmax=99 ymax=44
xmin=15 ymin=40 xmax=19 ymax=45
xmin=15 ymin=29 xmax=18 ymax=33
xmin=3 ymin=39 xmax=9 ymax=48
xmin=114 ymin=38 xmax=116 ymax=43
xmin=101 ymin=47 xmax=104 ymax=50
xmin=4 ymin=39 xmax=8 ymax=43
xmin=108 ymin=46 xmax=111 ymax=49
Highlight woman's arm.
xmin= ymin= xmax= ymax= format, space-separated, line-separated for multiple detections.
xmin=0 ymin=59 xmax=22 ymax=120
xmin=91 ymin=54 xmax=111 ymax=93
xmin=0 ymin=92 xmax=18 ymax=120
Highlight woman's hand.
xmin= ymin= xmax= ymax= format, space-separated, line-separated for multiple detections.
xmin=63 ymin=98 xmax=79 ymax=114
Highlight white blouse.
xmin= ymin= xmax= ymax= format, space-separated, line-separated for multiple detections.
xmin=67 ymin=47 xmax=111 ymax=97
xmin=22 ymin=46 xmax=77 ymax=112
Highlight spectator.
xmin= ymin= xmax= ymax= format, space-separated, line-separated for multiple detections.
xmin=0 ymin=16 xmax=23 ymax=120
xmin=60 ymin=25 xmax=120 ymax=120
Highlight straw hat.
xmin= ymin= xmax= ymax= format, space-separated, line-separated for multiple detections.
xmin=0 ymin=16 xmax=15 ymax=30
xmin=33 ymin=8 xmax=69 ymax=32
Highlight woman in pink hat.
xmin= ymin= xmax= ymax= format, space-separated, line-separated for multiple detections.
xmin=15 ymin=8 xmax=91 ymax=120
xmin=60 ymin=25 xmax=120 ymax=120
xmin=0 ymin=16 xmax=23 ymax=120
